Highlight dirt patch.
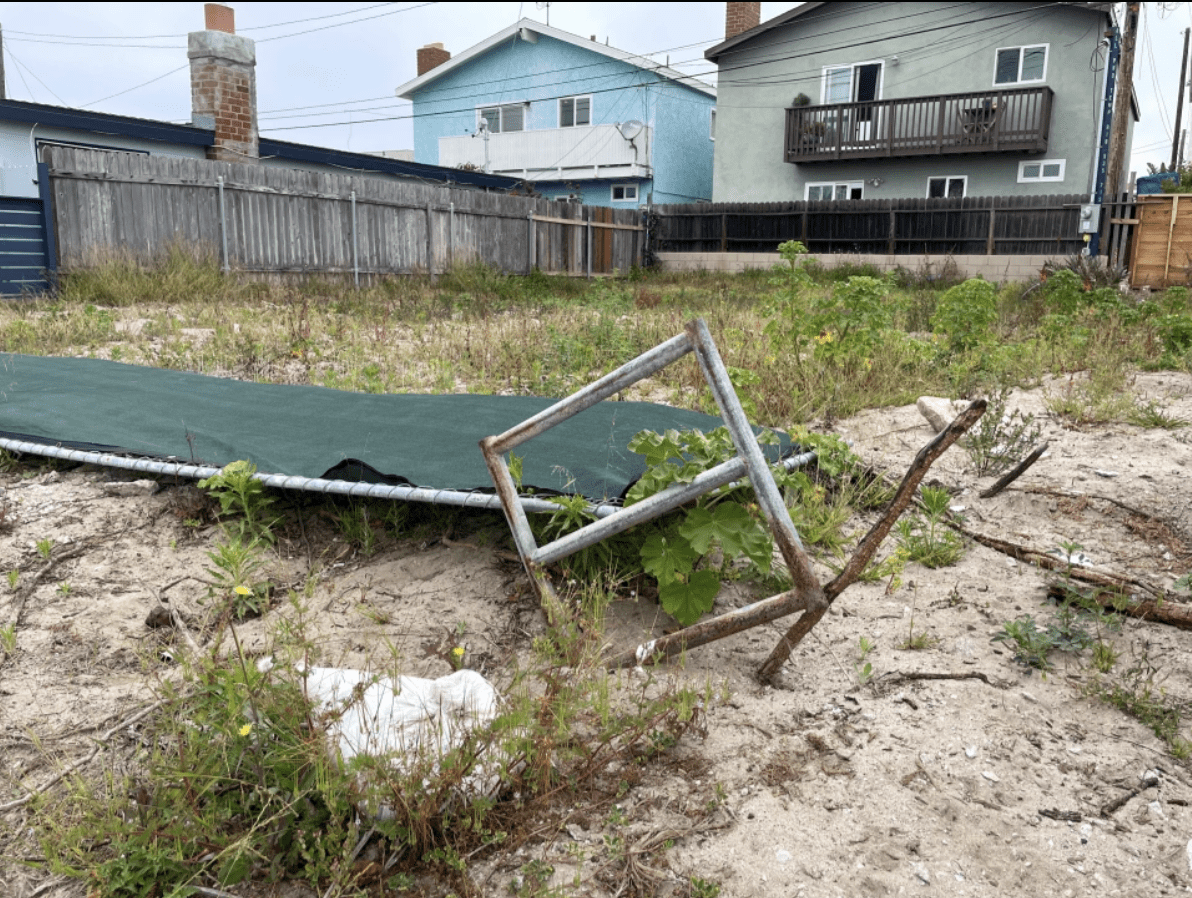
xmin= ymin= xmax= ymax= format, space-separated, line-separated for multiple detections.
xmin=3 ymin=376 xmax=1192 ymax=897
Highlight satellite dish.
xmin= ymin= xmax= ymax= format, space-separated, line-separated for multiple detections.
xmin=617 ymin=120 xmax=645 ymax=140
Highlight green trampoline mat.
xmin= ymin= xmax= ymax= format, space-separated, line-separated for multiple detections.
xmin=0 ymin=354 xmax=792 ymax=503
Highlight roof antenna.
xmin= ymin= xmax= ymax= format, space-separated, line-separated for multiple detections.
xmin=535 ymin=2 xmax=550 ymax=26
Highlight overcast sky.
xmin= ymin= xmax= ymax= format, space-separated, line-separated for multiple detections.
xmin=0 ymin=1 xmax=1186 ymax=177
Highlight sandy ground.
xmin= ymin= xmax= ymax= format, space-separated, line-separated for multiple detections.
xmin=2 ymin=372 xmax=1191 ymax=898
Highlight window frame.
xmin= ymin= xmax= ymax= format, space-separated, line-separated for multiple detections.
xmin=477 ymin=102 xmax=528 ymax=134
xmin=610 ymin=183 xmax=639 ymax=203
xmin=819 ymin=59 xmax=885 ymax=105
xmin=926 ymin=175 xmax=967 ymax=199
xmin=1017 ymin=158 xmax=1065 ymax=183
xmin=558 ymin=95 xmax=592 ymax=129
xmin=992 ymin=44 xmax=1049 ymax=86
xmin=805 ymin=181 xmax=864 ymax=201
xmin=710 ymin=109 xmax=716 ymax=140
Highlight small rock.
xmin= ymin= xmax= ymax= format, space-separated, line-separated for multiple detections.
xmin=916 ymin=397 xmax=970 ymax=434
xmin=565 ymin=823 xmax=588 ymax=842
xmin=982 ymin=771 xmax=1000 ymax=783
xmin=102 ymin=479 xmax=159 ymax=497
xmin=144 ymin=605 xmax=174 ymax=629
xmin=776 ymin=849 xmax=792 ymax=864
xmin=965 ymin=746 xmax=978 ymax=759
xmin=1147 ymin=800 xmax=1165 ymax=820
xmin=1141 ymin=769 xmax=1161 ymax=786
xmin=1094 ymin=470 xmax=1120 ymax=478
xmin=911 ymin=861 xmax=931 ymax=885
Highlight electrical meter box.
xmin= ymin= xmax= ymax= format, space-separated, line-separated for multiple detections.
xmin=1078 ymin=203 xmax=1100 ymax=234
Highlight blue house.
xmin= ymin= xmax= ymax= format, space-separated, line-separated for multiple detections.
xmin=395 ymin=19 xmax=717 ymax=207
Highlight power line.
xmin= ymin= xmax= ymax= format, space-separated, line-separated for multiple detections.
xmin=3 ymin=2 xmax=406 ymax=41
xmin=80 ymin=64 xmax=190 ymax=109
xmin=3 ymin=43 xmax=67 ymax=105
xmin=3 ymin=2 xmax=435 ymax=49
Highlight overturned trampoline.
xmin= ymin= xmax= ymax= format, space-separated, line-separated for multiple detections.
xmin=0 ymin=320 xmax=983 ymax=679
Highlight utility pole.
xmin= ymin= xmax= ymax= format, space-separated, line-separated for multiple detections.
xmin=1174 ymin=29 xmax=1190 ymax=171
xmin=1105 ymin=1 xmax=1139 ymax=199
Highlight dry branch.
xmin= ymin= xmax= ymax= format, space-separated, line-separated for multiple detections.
xmin=757 ymin=400 xmax=987 ymax=683
xmin=0 ymin=699 xmax=165 ymax=813
xmin=979 ymin=441 xmax=1049 ymax=498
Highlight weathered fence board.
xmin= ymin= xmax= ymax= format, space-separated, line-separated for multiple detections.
xmin=43 ymin=147 xmax=642 ymax=279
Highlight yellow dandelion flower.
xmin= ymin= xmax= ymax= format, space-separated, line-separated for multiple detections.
xmin=452 ymin=646 xmax=465 ymax=658
xmin=239 ymin=723 xmax=253 ymax=737
xmin=234 ymin=585 xmax=251 ymax=596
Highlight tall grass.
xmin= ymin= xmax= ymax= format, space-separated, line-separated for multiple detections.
xmin=2 ymin=248 xmax=1188 ymax=428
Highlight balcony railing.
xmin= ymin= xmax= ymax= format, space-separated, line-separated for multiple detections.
xmin=784 ymin=86 xmax=1053 ymax=163
xmin=439 ymin=123 xmax=652 ymax=181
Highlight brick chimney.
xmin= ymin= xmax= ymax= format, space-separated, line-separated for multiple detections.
xmin=189 ymin=3 xmax=258 ymax=163
xmin=725 ymin=2 xmax=761 ymax=39
xmin=417 ymin=43 xmax=451 ymax=75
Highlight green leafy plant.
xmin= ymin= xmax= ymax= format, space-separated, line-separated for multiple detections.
xmin=965 ymin=384 xmax=1044 ymax=476
xmin=855 ymin=636 xmax=876 ymax=685
xmin=0 ymin=623 xmax=15 ymax=657
xmin=36 ymin=538 xmax=53 ymax=560
xmin=895 ymin=486 xmax=964 ymax=568
xmin=993 ymin=615 xmax=1056 ymax=671
xmin=198 ymin=460 xmax=278 ymax=544
xmin=931 ymin=278 xmax=998 ymax=351
xmin=689 ymin=876 xmax=722 ymax=898
xmin=6 ymin=569 xmax=17 ymax=589
xmin=626 ymin=428 xmax=775 ymax=626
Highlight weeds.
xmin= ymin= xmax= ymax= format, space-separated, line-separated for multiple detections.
xmin=29 ymin=582 xmax=707 ymax=897
xmin=0 ymin=622 xmax=15 ymax=657
xmin=965 ymin=384 xmax=1044 ymax=475
xmin=855 ymin=636 xmax=876 ymax=685
xmin=895 ymin=486 xmax=965 ymax=568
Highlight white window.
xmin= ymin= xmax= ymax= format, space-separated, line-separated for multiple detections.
xmin=559 ymin=96 xmax=591 ymax=128
xmin=478 ymin=103 xmax=526 ymax=134
xmin=710 ymin=109 xmax=716 ymax=140
xmin=1017 ymin=159 xmax=1065 ymax=183
xmin=611 ymin=183 xmax=639 ymax=202
xmin=927 ymin=176 xmax=967 ymax=198
xmin=994 ymin=45 xmax=1048 ymax=85
xmin=806 ymin=181 xmax=863 ymax=201
xmin=821 ymin=60 xmax=883 ymax=105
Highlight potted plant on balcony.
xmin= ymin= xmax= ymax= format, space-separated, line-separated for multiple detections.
xmin=790 ymin=94 xmax=825 ymax=150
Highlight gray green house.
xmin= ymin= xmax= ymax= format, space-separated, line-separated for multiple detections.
xmin=706 ymin=1 xmax=1137 ymax=202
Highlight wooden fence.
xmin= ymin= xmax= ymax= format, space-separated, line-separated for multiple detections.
xmin=1131 ymin=194 xmax=1191 ymax=289
xmin=652 ymin=194 xmax=1134 ymax=260
xmin=43 ymin=146 xmax=643 ymax=279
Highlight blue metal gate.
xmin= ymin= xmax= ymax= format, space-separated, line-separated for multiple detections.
xmin=0 ymin=164 xmax=56 ymax=295
xmin=0 ymin=196 xmax=49 ymax=295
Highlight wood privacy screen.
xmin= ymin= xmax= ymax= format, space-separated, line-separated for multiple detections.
xmin=654 ymin=194 xmax=1100 ymax=257
xmin=42 ymin=146 xmax=643 ymax=278
xmin=1131 ymin=194 xmax=1192 ymax=289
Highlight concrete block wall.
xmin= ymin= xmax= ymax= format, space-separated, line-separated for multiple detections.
xmin=654 ymin=252 xmax=1053 ymax=283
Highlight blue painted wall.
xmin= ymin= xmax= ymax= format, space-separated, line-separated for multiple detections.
xmin=408 ymin=30 xmax=714 ymax=205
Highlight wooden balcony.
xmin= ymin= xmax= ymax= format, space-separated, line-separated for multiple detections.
xmin=784 ymin=86 xmax=1053 ymax=163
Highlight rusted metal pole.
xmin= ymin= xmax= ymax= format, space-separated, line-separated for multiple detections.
xmin=756 ymin=400 xmax=987 ymax=683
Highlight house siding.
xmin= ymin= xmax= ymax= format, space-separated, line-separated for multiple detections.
xmin=712 ymin=1 xmax=1112 ymax=202
xmin=407 ymin=28 xmax=715 ymax=207
xmin=0 ymin=121 xmax=208 ymax=198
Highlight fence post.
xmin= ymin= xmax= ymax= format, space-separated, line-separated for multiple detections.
xmin=527 ymin=212 xmax=536 ymax=274
xmin=586 ymin=210 xmax=593 ymax=279
xmin=448 ymin=201 xmax=455 ymax=270
xmin=217 ymin=175 xmax=229 ymax=274
xmin=719 ymin=212 xmax=728 ymax=253
xmin=426 ymin=200 xmax=435 ymax=279
xmin=887 ymin=208 xmax=896 ymax=254
xmin=801 ymin=209 xmax=808 ymax=245
xmin=350 ymin=190 xmax=359 ymax=289
xmin=986 ymin=207 xmax=996 ymax=255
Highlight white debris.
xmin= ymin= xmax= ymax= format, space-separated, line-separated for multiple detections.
xmin=101 ymin=479 xmax=160 ymax=497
